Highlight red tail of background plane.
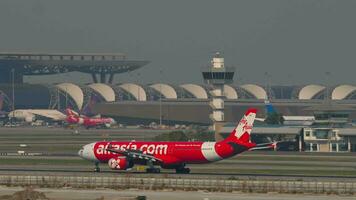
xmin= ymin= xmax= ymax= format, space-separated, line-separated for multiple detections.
xmin=65 ymin=108 xmax=79 ymax=117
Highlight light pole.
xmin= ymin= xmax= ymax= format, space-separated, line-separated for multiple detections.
xmin=159 ymin=69 xmax=162 ymax=126
xmin=57 ymin=88 xmax=60 ymax=110
xmin=10 ymin=68 xmax=15 ymax=126
xmin=128 ymin=70 xmax=131 ymax=100
xmin=325 ymin=72 xmax=331 ymax=102
xmin=11 ymin=68 xmax=15 ymax=111
xmin=264 ymin=71 xmax=273 ymax=100
xmin=65 ymin=86 xmax=68 ymax=109
xmin=137 ymin=72 xmax=141 ymax=101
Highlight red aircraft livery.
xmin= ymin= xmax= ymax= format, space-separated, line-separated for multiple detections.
xmin=78 ymin=108 xmax=274 ymax=173
xmin=65 ymin=108 xmax=115 ymax=129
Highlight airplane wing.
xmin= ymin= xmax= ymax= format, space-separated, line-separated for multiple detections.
xmin=105 ymin=145 xmax=163 ymax=163
xmin=28 ymin=109 xmax=66 ymax=121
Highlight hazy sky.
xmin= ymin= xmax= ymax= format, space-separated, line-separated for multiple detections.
xmin=1 ymin=0 xmax=356 ymax=86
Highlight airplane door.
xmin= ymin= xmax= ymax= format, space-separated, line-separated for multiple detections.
xmin=168 ymin=145 xmax=174 ymax=155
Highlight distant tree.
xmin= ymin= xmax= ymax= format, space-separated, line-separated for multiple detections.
xmin=154 ymin=129 xmax=215 ymax=142
xmin=153 ymin=131 xmax=189 ymax=141
xmin=189 ymin=131 xmax=215 ymax=141
xmin=265 ymin=112 xmax=284 ymax=125
xmin=169 ymin=131 xmax=189 ymax=141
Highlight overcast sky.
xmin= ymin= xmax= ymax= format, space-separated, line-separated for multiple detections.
xmin=1 ymin=0 xmax=356 ymax=86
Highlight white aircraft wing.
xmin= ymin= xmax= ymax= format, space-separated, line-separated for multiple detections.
xmin=26 ymin=109 xmax=66 ymax=121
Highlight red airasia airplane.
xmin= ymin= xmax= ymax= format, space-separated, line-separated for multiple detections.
xmin=65 ymin=108 xmax=116 ymax=129
xmin=78 ymin=108 xmax=275 ymax=173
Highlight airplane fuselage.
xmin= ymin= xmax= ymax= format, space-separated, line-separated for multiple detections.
xmin=66 ymin=116 xmax=114 ymax=127
xmin=78 ymin=108 xmax=259 ymax=173
xmin=80 ymin=140 xmax=254 ymax=167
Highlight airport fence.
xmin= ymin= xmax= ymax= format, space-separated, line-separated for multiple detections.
xmin=0 ymin=175 xmax=356 ymax=195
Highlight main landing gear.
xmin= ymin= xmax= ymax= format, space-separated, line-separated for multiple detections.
xmin=146 ymin=168 xmax=161 ymax=173
xmin=94 ymin=162 xmax=100 ymax=172
xmin=145 ymin=160 xmax=161 ymax=173
xmin=175 ymin=164 xmax=190 ymax=174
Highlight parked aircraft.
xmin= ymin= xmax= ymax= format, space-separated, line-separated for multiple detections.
xmin=78 ymin=108 xmax=275 ymax=173
xmin=8 ymin=109 xmax=66 ymax=122
xmin=65 ymin=108 xmax=116 ymax=129
xmin=0 ymin=94 xmax=9 ymax=119
xmin=257 ymin=100 xmax=315 ymax=126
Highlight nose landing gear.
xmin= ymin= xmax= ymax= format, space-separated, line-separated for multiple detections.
xmin=94 ymin=162 xmax=100 ymax=172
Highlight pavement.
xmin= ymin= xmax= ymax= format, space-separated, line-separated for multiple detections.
xmin=0 ymin=186 xmax=355 ymax=200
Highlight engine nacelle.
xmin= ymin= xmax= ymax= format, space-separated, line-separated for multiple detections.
xmin=108 ymin=157 xmax=132 ymax=170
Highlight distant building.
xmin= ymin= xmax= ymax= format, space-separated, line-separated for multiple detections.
xmin=302 ymin=105 xmax=356 ymax=152
xmin=221 ymin=104 xmax=356 ymax=152
xmin=2 ymin=83 xmax=356 ymax=124
xmin=0 ymin=52 xmax=149 ymax=84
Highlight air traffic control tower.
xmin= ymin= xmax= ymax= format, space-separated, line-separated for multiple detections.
xmin=0 ymin=52 xmax=149 ymax=84
xmin=202 ymin=52 xmax=235 ymax=141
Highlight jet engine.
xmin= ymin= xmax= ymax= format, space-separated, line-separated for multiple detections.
xmin=108 ymin=157 xmax=132 ymax=170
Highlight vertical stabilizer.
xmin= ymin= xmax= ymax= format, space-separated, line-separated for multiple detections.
xmin=224 ymin=108 xmax=257 ymax=144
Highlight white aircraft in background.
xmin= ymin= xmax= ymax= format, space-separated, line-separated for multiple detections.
xmin=8 ymin=109 xmax=66 ymax=123
xmin=256 ymin=100 xmax=315 ymax=126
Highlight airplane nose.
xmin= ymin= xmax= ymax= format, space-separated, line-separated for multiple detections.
xmin=78 ymin=143 xmax=98 ymax=162
xmin=78 ymin=148 xmax=83 ymax=157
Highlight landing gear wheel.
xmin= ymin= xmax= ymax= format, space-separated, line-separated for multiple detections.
xmin=146 ymin=168 xmax=161 ymax=173
xmin=175 ymin=168 xmax=190 ymax=174
xmin=94 ymin=163 xmax=100 ymax=172
xmin=145 ymin=160 xmax=160 ymax=173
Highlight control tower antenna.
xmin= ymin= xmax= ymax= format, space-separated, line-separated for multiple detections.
xmin=202 ymin=52 xmax=235 ymax=141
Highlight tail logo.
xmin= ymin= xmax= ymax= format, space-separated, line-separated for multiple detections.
xmin=234 ymin=113 xmax=254 ymax=139
xmin=224 ymin=108 xmax=257 ymax=144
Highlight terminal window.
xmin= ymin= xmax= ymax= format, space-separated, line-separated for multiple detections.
xmin=339 ymin=143 xmax=348 ymax=152
xmin=331 ymin=143 xmax=337 ymax=152
xmin=313 ymin=130 xmax=329 ymax=139
xmin=306 ymin=143 xmax=318 ymax=151
xmin=311 ymin=143 xmax=318 ymax=151
xmin=305 ymin=131 xmax=311 ymax=137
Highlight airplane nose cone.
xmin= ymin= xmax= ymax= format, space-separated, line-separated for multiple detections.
xmin=78 ymin=149 xmax=83 ymax=157
xmin=78 ymin=143 xmax=98 ymax=162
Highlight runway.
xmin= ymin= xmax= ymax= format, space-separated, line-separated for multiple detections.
xmin=1 ymin=127 xmax=356 ymax=180
xmin=0 ymin=126 xmax=166 ymax=154
xmin=1 ymin=126 xmax=356 ymax=198
xmin=0 ymin=165 xmax=356 ymax=182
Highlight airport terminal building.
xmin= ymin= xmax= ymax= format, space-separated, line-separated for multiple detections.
xmin=2 ymin=81 xmax=356 ymax=152
xmin=2 ymin=82 xmax=356 ymax=122
xmin=2 ymin=52 xmax=356 ymax=152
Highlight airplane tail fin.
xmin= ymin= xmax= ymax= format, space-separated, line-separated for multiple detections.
xmin=224 ymin=108 xmax=257 ymax=144
xmin=81 ymin=95 xmax=100 ymax=117
xmin=0 ymin=93 xmax=4 ymax=112
xmin=65 ymin=108 xmax=79 ymax=117
xmin=264 ymin=100 xmax=276 ymax=114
